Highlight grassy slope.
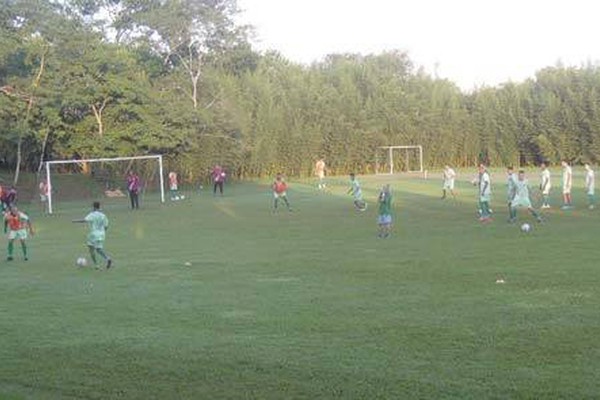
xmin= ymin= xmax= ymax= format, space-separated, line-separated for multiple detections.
xmin=0 ymin=172 xmax=599 ymax=399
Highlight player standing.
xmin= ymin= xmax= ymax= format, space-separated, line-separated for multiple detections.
xmin=39 ymin=180 xmax=50 ymax=214
xmin=272 ymin=174 xmax=292 ymax=212
xmin=584 ymin=163 xmax=595 ymax=210
xmin=168 ymin=171 xmax=181 ymax=201
xmin=72 ymin=201 xmax=112 ymax=269
xmin=539 ymin=162 xmax=551 ymax=209
xmin=477 ymin=164 xmax=492 ymax=222
xmin=561 ymin=161 xmax=573 ymax=209
xmin=126 ymin=170 xmax=140 ymax=210
xmin=441 ymin=165 xmax=456 ymax=199
xmin=212 ymin=165 xmax=226 ymax=196
xmin=315 ymin=159 xmax=326 ymax=190
xmin=4 ymin=206 xmax=34 ymax=261
xmin=509 ymin=170 xmax=543 ymax=223
xmin=348 ymin=173 xmax=367 ymax=211
xmin=377 ymin=184 xmax=392 ymax=238
xmin=506 ymin=166 xmax=517 ymax=220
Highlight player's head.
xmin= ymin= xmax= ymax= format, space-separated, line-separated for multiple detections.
xmin=444 ymin=165 xmax=449 ymax=170
xmin=93 ymin=201 xmax=100 ymax=210
xmin=561 ymin=160 xmax=569 ymax=167
xmin=585 ymin=163 xmax=591 ymax=171
xmin=507 ymin=166 xmax=514 ymax=174
xmin=349 ymin=173 xmax=356 ymax=180
xmin=275 ymin=173 xmax=282 ymax=181
xmin=382 ymin=184 xmax=390 ymax=193
xmin=518 ymin=170 xmax=525 ymax=180
xmin=9 ymin=206 xmax=18 ymax=215
xmin=540 ymin=162 xmax=547 ymax=169
xmin=478 ymin=164 xmax=486 ymax=173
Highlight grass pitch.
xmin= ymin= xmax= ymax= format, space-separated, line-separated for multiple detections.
xmin=1 ymin=172 xmax=599 ymax=399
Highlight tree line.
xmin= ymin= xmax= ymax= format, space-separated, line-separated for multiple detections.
xmin=1 ymin=0 xmax=600 ymax=184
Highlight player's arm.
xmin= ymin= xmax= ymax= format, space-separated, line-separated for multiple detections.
xmin=27 ymin=219 xmax=34 ymax=236
xmin=72 ymin=218 xmax=86 ymax=223
xmin=481 ymin=180 xmax=488 ymax=195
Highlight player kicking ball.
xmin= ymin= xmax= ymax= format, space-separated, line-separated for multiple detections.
xmin=377 ymin=185 xmax=392 ymax=238
xmin=508 ymin=170 xmax=543 ymax=223
xmin=4 ymin=206 xmax=34 ymax=261
xmin=72 ymin=201 xmax=113 ymax=269
xmin=348 ymin=173 xmax=367 ymax=211
xmin=272 ymin=174 xmax=292 ymax=212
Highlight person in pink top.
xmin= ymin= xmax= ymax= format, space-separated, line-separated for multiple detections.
xmin=212 ymin=165 xmax=226 ymax=196
xmin=126 ymin=170 xmax=140 ymax=209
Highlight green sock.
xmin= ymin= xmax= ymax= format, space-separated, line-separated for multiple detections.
xmin=88 ymin=247 xmax=97 ymax=264
xmin=511 ymin=207 xmax=517 ymax=219
xmin=21 ymin=242 xmax=27 ymax=258
xmin=7 ymin=241 xmax=14 ymax=257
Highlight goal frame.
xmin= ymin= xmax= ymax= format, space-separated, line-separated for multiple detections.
xmin=375 ymin=145 xmax=423 ymax=174
xmin=44 ymin=154 xmax=165 ymax=214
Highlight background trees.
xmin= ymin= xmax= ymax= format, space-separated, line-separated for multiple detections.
xmin=2 ymin=0 xmax=600 ymax=183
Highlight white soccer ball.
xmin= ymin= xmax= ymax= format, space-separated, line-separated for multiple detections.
xmin=76 ymin=257 xmax=88 ymax=267
xmin=180 ymin=195 xmax=185 ymax=200
xmin=520 ymin=223 xmax=531 ymax=233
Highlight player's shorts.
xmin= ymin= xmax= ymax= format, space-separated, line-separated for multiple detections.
xmin=479 ymin=194 xmax=491 ymax=202
xmin=542 ymin=189 xmax=550 ymax=195
xmin=273 ymin=191 xmax=287 ymax=199
xmin=511 ymin=197 xmax=532 ymax=208
xmin=353 ymin=192 xmax=363 ymax=201
xmin=40 ymin=194 xmax=47 ymax=202
xmin=170 ymin=185 xmax=178 ymax=191
xmin=8 ymin=229 xmax=27 ymax=240
xmin=443 ymin=180 xmax=455 ymax=190
xmin=317 ymin=171 xmax=325 ymax=180
xmin=378 ymin=214 xmax=392 ymax=225
xmin=87 ymin=233 xmax=106 ymax=249
xmin=563 ymin=186 xmax=572 ymax=194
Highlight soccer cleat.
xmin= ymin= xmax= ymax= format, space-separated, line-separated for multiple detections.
xmin=106 ymin=259 xmax=112 ymax=269
xmin=24 ymin=257 xmax=28 ymax=261
xmin=6 ymin=256 xmax=13 ymax=261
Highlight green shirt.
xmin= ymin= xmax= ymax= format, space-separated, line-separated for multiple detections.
xmin=378 ymin=191 xmax=392 ymax=215
xmin=85 ymin=210 xmax=108 ymax=239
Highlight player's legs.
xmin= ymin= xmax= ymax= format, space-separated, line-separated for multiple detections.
xmin=528 ymin=206 xmax=542 ymax=222
xmin=588 ymin=193 xmax=595 ymax=209
xmin=542 ymin=193 xmax=550 ymax=208
xmin=95 ymin=247 xmax=112 ymax=269
xmin=479 ymin=200 xmax=491 ymax=220
xmin=19 ymin=238 xmax=28 ymax=260
xmin=87 ymin=245 xmax=98 ymax=265
xmin=441 ymin=188 xmax=447 ymax=199
xmin=282 ymin=194 xmax=291 ymax=210
xmin=7 ymin=239 xmax=14 ymax=261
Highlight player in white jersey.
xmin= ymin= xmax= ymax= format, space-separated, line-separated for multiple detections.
xmin=584 ymin=163 xmax=595 ymax=210
xmin=561 ymin=160 xmax=573 ymax=209
xmin=506 ymin=166 xmax=517 ymax=219
xmin=509 ymin=170 xmax=543 ymax=223
xmin=476 ymin=164 xmax=492 ymax=222
xmin=539 ymin=162 xmax=551 ymax=209
xmin=441 ymin=165 xmax=456 ymax=199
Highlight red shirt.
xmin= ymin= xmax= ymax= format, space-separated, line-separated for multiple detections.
xmin=273 ymin=180 xmax=287 ymax=194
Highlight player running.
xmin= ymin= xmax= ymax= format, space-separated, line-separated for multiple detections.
xmin=506 ymin=166 xmax=517 ymax=219
xmin=272 ymin=174 xmax=292 ymax=212
xmin=441 ymin=165 xmax=456 ymax=199
xmin=348 ymin=173 xmax=367 ymax=211
xmin=476 ymin=164 xmax=492 ymax=222
xmin=508 ymin=170 xmax=543 ymax=223
xmin=4 ymin=206 xmax=34 ymax=261
xmin=561 ymin=160 xmax=573 ymax=209
xmin=540 ymin=162 xmax=551 ymax=209
xmin=72 ymin=201 xmax=112 ymax=269
xmin=377 ymin=184 xmax=393 ymax=238
xmin=315 ymin=159 xmax=326 ymax=190
xmin=584 ymin=163 xmax=595 ymax=210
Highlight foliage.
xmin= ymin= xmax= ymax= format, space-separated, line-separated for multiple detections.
xmin=1 ymin=0 xmax=600 ymax=182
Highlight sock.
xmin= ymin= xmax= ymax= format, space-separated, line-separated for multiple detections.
xmin=283 ymin=197 xmax=291 ymax=209
xmin=530 ymin=209 xmax=539 ymax=219
xmin=481 ymin=202 xmax=490 ymax=217
xmin=88 ymin=246 xmax=97 ymax=264
xmin=273 ymin=198 xmax=278 ymax=209
xmin=7 ymin=241 xmax=14 ymax=257
xmin=21 ymin=241 xmax=27 ymax=258
xmin=96 ymin=248 xmax=110 ymax=261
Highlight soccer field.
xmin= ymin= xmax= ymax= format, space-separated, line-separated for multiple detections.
xmin=1 ymin=174 xmax=599 ymax=399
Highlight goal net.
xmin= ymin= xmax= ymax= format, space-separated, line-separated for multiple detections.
xmin=43 ymin=155 xmax=165 ymax=214
xmin=375 ymin=145 xmax=423 ymax=174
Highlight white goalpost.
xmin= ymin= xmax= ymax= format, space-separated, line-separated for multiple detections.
xmin=375 ymin=145 xmax=423 ymax=174
xmin=44 ymin=155 xmax=165 ymax=214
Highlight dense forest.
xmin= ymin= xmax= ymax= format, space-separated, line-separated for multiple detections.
xmin=2 ymin=0 xmax=600 ymax=184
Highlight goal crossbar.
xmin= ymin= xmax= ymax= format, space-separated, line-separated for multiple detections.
xmin=376 ymin=145 xmax=423 ymax=174
xmin=44 ymin=155 xmax=165 ymax=214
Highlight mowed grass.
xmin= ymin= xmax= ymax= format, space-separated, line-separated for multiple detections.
xmin=1 ymin=172 xmax=600 ymax=399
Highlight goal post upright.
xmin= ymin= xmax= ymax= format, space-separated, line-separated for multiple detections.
xmin=44 ymin=154 xmax=165 ymax=214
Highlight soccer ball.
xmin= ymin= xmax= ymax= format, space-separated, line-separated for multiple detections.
xmin=180 ymin=195 xmax=185 ymax=200
xmin=76 ymin=257 xmax=88 ymax=267
xmin=520 ymin=223 xmax=531 ymax=233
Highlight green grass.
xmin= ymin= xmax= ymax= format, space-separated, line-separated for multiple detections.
xmin=1 ymin=173 xmax=600 ymax=399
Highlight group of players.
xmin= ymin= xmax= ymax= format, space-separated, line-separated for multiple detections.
xmin=441 ymin=161 xmax=595 ymax=223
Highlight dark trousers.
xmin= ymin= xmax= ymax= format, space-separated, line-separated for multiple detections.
xmin=129 ymin=190 xmax=139 ymax=209
xmin=213 ymin=181 xmax=223 ymax=195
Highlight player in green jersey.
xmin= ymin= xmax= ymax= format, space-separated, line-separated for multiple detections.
xmin=73 ymin=201 xmax=113 ymax=269
xmin=348 ymin=173 xmax=367 ymax=211
xmin=509 ymin=170 xmax=543 ymax=223
xmin=377 ymin=184 xmax=392 ymax=238
xmin=506 ymin=166 xmax=517 ymax=220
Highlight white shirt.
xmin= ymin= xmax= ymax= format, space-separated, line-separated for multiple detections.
xmin=563 ymin=166 xmax=572 ymax=189
xmin=585 ymin=168 xmax=595 ymax=194
xmin=480 ymin=171 xmax=491 ymax=197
